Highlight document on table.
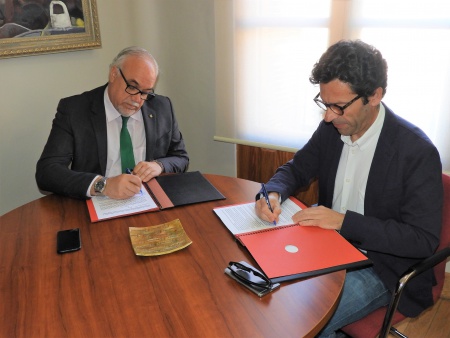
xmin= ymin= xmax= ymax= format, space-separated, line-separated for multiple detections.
xmin=213 ymin=197 xmax=303 ymax=235
xmin=215 ymin=197 xmax=371 ymax=283
xmin=86 ymin=171 xmax=225 ymax=222
xmin=87 ymin=187 xmax=159 ymax=222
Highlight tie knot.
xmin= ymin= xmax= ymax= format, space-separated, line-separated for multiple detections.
xmin=121 ymin=115 xmax=130 ymax=126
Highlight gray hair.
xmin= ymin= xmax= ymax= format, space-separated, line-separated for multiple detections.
xmin=109 ymin=46 xmax=159 ymax=76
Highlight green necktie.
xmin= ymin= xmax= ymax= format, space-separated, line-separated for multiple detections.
xmin=120 ymin=116 xmax=136 ymax=173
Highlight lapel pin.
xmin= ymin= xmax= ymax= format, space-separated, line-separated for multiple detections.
xmin=149 ymin=114 xmax=153 ymax=118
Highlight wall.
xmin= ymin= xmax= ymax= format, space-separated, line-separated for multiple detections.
xmin=136 ymin=0 xmax=236 ymax=180
xmin=0 ymin=0 xmax=236 ymax=216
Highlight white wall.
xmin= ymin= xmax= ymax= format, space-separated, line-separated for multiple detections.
xmin=0 ymin=0 xmax=236 ymax=216
xmin=137 ymin=0 xmax=236 ymax=179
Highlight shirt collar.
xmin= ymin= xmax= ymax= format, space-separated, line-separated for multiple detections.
xmin=341 ymin=103 xmax=385 ymax=149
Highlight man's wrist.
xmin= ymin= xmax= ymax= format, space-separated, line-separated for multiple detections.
xmin=258 ymin=192 xmax=281 ymax=203
xmin=153 ymin=160 xmax=164 ymax=173
xmin=93 ymin=176 xmax=107 ymax=195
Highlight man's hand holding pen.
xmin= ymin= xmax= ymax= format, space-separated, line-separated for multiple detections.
xmin=94 ymin=174 xmax=141 ymax=199
xmin=255 ymin=190 xmax=282 ymax=225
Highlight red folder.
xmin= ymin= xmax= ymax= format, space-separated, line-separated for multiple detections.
xmin=237 ymin=224 xmax=371 ymax=283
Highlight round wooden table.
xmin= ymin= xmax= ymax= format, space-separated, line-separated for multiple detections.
xmin=0 ymin=174 xmax=344 ymax=337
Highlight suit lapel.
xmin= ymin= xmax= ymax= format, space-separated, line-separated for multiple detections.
xmin=365 ymin=106 xmax=397 ymax=212
xmin=325 ymin=134 xmax=344 ymax=207
xmin=90 ymin=86 xmax=108 ymax=175
xmin=141 ymin=102 xmax=157 ymax=161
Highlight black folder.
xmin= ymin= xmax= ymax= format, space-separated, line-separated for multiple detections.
xmin=147 ymin=171 xmax=226 ymax=208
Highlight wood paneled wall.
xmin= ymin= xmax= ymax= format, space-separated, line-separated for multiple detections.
xmin=236 ymin=144 xmax=318 ymax=206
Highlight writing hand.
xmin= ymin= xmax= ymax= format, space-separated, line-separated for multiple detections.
xmin=103 ymin=174 xmax=142 ymax=199
xmin=255 ymin=192 xmax=281 ymax=224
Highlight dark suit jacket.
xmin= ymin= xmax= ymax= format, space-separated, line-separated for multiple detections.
xmin=264 ymin=104 xmax=443 ymax=317
xmin=36 ymin=85 xmax=189 ymax=199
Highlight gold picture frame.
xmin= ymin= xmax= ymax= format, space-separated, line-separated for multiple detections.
xmin=0 ymin=0 xmax=101 ymax=59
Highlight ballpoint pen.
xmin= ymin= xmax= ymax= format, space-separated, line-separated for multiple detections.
xmin=261 ymin=183 xmax=276 ymax=225
xmin=126 ymin=168 xmax=142 ymax=193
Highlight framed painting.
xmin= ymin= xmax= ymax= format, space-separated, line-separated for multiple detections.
xmin=0 ymin=0 xmax=101 ymax=59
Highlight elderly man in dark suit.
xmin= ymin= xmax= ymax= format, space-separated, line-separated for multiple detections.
xmin=255 ymin=40 xmax=443 ymax=337
xmin=36 ymin=46 xmax=189 ymax=200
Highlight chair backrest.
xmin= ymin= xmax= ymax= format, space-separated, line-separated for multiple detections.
xmin=432 ymin=172 xmax=450 ymax=299
xmin=341 ymin=172 xmax=450 ymax=338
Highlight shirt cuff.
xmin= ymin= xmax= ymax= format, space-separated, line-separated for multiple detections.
xmin=87 ymin=175 xmax=101 ymax=197
xmin=259 ymin=193 xmax=282 ymax=203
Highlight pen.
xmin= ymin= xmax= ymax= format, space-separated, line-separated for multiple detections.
xmin=261 ymin=183 xmax=276 ymax=225
xmin=126 ymin=168 xmax=142 ymax=193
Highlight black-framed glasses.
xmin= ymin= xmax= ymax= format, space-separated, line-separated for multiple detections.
xmin=313 ymin=92 xmax=362 ymax=116
xmin=228 ymin=261 xmax=273 ymax=290
xmin=118 ymin=68 xmax=155 ymax=101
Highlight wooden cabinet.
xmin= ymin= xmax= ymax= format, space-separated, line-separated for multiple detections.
xmin=236 ymin=144 xmax=318 ymax=206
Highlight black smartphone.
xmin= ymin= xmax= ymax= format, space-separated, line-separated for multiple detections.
xmin=57 ymin=228 xmax=81 ymax=254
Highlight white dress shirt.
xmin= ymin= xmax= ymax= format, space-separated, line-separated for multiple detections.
xmin=332 ymin=103 xmax=386 ymax=216
xmin=86 ymin=88 xmax=146 ymax=196
xmin=103 ymin=88 xmax=146 ymax=177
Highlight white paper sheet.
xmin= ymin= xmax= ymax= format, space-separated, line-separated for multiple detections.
xmin=213 ymin=197 xmax=302 ymax=235
xmin=90 ymin=187 xmax=158 ymax=221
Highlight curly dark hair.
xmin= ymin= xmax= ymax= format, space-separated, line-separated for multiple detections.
xmin=309 ymin=40 xmax=388 ymax=101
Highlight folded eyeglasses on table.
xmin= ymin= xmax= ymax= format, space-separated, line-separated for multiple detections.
xmin=225 ymin=261 xmax=280 ymax=297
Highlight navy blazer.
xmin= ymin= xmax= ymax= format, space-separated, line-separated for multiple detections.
xmin=264 ymin=104 xmax=443 ymax=317
xmin=36 ymin=85 xmax=189 ymax=199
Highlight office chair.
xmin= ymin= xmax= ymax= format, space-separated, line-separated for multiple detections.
xmin=341 ymin=173 xmax=450 ymax=338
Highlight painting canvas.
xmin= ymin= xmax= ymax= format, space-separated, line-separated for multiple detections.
xmin=0 ymin=0 xmax=101 ymax=58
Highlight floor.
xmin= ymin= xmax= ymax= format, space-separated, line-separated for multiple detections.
xmin=387 ymin=272 xmax=450 ymax=337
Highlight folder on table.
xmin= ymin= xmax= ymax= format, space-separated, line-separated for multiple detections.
xmin=237 ymin=224 xmax=371 ymax=283
xmin=87 ymin=171 xmax=225 ymax=222
xmin=148 ymin=171 xmax=225 ymax=209
xmin=214 ymin=197 xmax=371 ymax=282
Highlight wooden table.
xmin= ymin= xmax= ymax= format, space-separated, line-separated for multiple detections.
xmin=0 ymin=174 xmax=345 ymax=338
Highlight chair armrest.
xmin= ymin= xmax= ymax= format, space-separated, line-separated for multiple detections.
xmin=379 ymin=247 xmax=450 ymax=338
xmin=405 ymin=247 xmax=450 ymax=278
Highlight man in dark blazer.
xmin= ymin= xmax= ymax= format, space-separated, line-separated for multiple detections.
xmin=36 ymin=46 xmax=189 ymax=200
xmin=255 ymin=40 xmax=443 ymax=337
